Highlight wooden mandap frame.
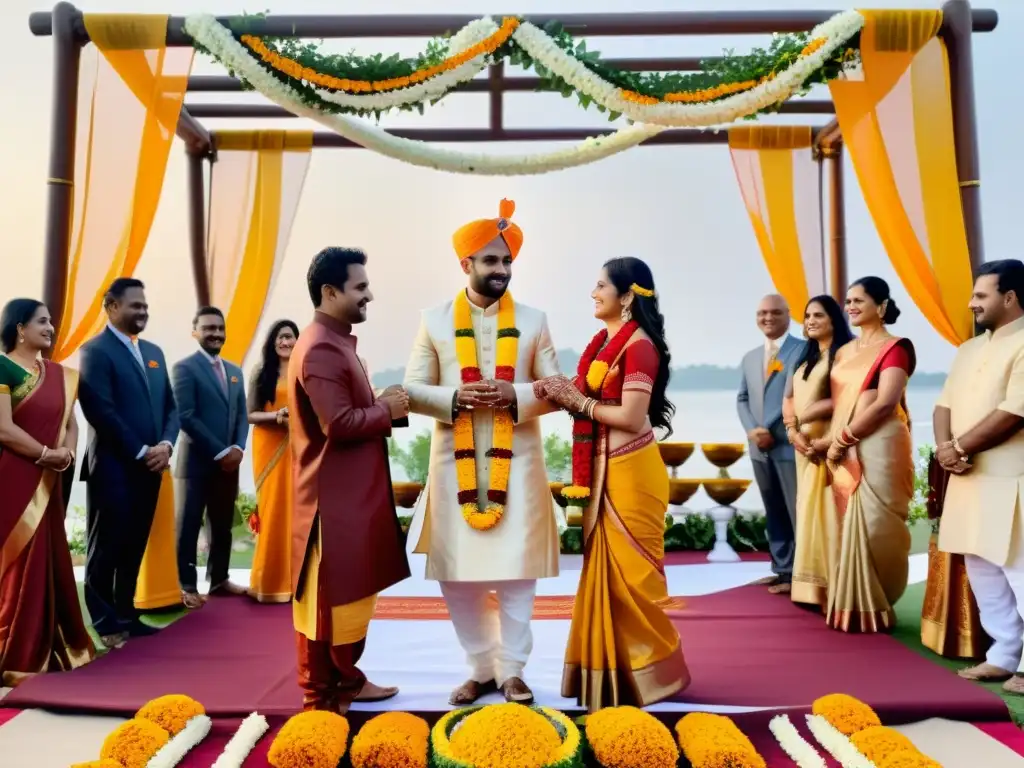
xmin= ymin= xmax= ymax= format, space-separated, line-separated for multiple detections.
xmin=29 ymin=1 xmax=998 ymax=336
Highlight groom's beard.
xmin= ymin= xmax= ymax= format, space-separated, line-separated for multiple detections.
xmin=470 ymin=272 xmax=509 ymax=299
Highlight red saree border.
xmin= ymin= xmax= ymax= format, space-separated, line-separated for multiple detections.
xmin=609 ymin=430 xmax=655 ymax=459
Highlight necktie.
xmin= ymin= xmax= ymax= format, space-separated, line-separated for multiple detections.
xmin=213 ymin=359 xmax=228 ymax=394
xmin=129 ymin=338 xmax=145 ymax=369
xmin=766 ymin=343 xmax=778 ymax=376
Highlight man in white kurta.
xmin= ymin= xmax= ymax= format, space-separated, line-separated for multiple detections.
xmin=936 ymin=259 xmax=1024 ymax=694
xmin=404 ymin=199 xmax=561 ymax=705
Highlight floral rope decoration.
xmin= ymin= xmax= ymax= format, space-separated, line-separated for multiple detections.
xmin=675 ymin=712 xmax=766 ymax=768
xmin=563 ymin=320 xmax=639 ymax=507
xmin=453 ymin=290 xmax=519 ymax=531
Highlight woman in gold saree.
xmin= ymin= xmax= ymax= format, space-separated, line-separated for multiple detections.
xmin=247 ymin=320 xmax=298 ymax=603
xmin=0 ymin=299 xmax=94 ymax=685
xmin=537 ymin=257 xmax=689 ymax=711
xmin=782 ymin=295 xmax=853 ymax=609
xmin=823 ymin=277 xmax=915 ymax=633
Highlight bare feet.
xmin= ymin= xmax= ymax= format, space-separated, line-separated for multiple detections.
xmin=768 ymin=582 xmax=792 ymax=595
xmin=355 ymin=680 xmax=399 ymax=702
xmin=449 ymin=679 xmax=497 ymax=706
xmin=751 ymin=575 xmax=778 ymax=586
xmin=1003 ymin=676 xmax=1024 ymax=695
xmin=98 ymin=632 xmax=128 ymax=650
xmin=181 ymin=591 xmax=204 ymax=610
xmin=958 ymin=662 xmax=1013 ymax=682
xmin=209 ymin=581 xmax=247 ymax=597
xmin=500 ymin=677 xmax=534 ymax=704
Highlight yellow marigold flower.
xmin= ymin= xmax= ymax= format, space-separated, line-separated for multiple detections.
xmin=811 ymin=694 xmax=881 ymax=736
xmin=70 ymin=761 xmax=123 ymax=768
xmin=849 ymin=726 xmax=917 ymax=763
xmin=675 ymin=712 xmax=765 ymax=768
xmin=586 ymin=360 xmax=611 ymax=392
xmin=351 ymin=712 xmax=428 ymax=768
xmin=100 ymin=718 xmax=170 ymax=768
xmin=587 ymin=706 xmax=679 ymax=768
xmin=135 ymin=694 xmax=206 ymax=736
xmin=448 ymin=703 xmax=561 ymax=768
xmin=878 ymin=749 xmax=942 ymax=768
xmin=268 ymin=710 xmax=350 ymax=768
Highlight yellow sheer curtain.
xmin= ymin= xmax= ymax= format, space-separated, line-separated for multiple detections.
xmin=207 ymin=131 xmax=313 ymax=366
xmin=729 ymin=126 xmax=825 ymax=319
xmin=829 ymin=10 xmax=973 ymax=345
xmin=53 ymin=15 xmax=193 ymax=362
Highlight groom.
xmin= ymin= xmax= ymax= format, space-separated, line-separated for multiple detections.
xmin=405 ymin=199 xmax=561 ymax=705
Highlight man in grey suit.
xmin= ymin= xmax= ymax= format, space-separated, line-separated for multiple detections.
xmin=737 ymin=294 xmax=806 ymax=594
xmin=172 ymin=306 xmax=249 ymax=608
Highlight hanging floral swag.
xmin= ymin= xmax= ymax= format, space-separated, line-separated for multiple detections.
xmin=188 ymin=11 xmax=863 ymax=121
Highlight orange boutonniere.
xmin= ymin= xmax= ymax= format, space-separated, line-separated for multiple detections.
xmin=230 ymin=375 xmax=239 ymax=384
xmin=147 ymin=360 xmax=159 ymax=369
xmin=768 ymin=358 xmax=784 ymax=375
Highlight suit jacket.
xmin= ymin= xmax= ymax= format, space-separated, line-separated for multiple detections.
xmin=736 ymin=334 xmax=806 ymax=463
xmin=288 ymin=311 xmax=410 ymax=606
xmin=404 ymin=297 xmax=561 ymax=582
xmin=78 ymin=327 xmax=179 ymax=484
xmin=171 ymin=351 xmax=249 ymax=478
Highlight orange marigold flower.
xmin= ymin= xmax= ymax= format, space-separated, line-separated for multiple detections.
xmin=587 ymin=706 xmax=679 ymax=768
xmin=849 ymin=726 xmax=917 ymax=763
xmin=268 ymin=710 xmax=350 ymax=768
xmin=351 ymin=712 xmax=428 ymax=768
xmin=135 ymin=693 xmax=206 ymax=736
xmin=70 ymin=761 xmax=123 ymax=768
xmin=448 ymin=703 xmax=561 ymax=768
xmin=878 ymin=749 xmax=942 ymax=768
xmin=811 ymin=694 xmax=881 ymax=736
xmin=675 ymin=712 xmax=765 ymax=768
xmin=100 ymin=719 xmax=170 ymax=768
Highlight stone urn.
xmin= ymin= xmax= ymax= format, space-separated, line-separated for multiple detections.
xmin=668 ymin=478 xmax=701 ymax=520
xmin=392 ymin=482 xmax=424 ymax=509
xmin=700 ymin=443 xmax=746 ymax=471
xmin=701 ymin=478 xmax=752 ymax=563
xmin=659 ymin=442 xmax=695 ymax=478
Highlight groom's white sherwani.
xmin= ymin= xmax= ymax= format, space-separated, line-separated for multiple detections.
xmin=404 ymin=294 xmax=561 ymax=684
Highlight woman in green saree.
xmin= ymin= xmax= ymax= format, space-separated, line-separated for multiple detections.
xmin=0 ymin=299 xmax=94 ymax=685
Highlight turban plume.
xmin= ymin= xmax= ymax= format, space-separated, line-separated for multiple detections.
xmin=452 ymin=198 xmax=523 ymax=261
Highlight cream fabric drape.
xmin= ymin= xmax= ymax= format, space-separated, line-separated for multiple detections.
xmin=729 ymin=126 xmax=825 ymax=319
xmin=206 ymin=131 xmax=313 ymax=366
xmin=829 ymin=9 xmax=973 ymax=345
xmin=54 ymin=14 xmax=193 ymax=362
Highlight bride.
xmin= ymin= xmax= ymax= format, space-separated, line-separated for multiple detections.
xmin=535 ymin=256 xmax=690 ymax=711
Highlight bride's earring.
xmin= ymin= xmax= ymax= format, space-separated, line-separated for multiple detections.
xmin=620 ymin=302 xmax=632 ymax=323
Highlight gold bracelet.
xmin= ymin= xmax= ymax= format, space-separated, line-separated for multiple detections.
xmin=35 ymin=446 xmax=50 ymax=466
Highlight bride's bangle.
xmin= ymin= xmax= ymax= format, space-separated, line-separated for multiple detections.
xmin=583 ymin=398 xmax=598 ymax=420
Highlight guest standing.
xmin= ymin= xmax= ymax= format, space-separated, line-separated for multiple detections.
xmin=737 ymin=294 xmax=806 ymax=594
xmin=79 ymin=278 xmax=179 ymax=648
xmin=171 ymin=307 xmax=249 ymax=609
xmin=289 ymin=247 xmax=410 ymax=713
xmin=936 ymin=260 xmax=1024 ymax=693
xmin=535 ymin=257 xmax=691 ymax=712
xmin=823 ymin=276 xmax=914 ymax=633
xmin=782 ymin=295 xmax=853 ymax=609
xmin=248 ymin=319 xmax=299 ymax=604
xmin=0 ymin=299 xmax=94 ymax=685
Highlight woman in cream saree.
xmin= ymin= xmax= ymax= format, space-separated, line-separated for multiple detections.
xmin=825 ymin=278 xmax=915 ymax=633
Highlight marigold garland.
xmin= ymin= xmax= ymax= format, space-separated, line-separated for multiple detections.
xmin=267 ymin=710 xmax=350 ymax=768
xmin=586 ymin=706 xmax=678 ymax=768
xmin=878 ymin=751 xmax=942 ymax=768
xmin=563 ymin=321 xmax=639 ymax=506
xmin=240 ymin=17 xmax=518 ymax=94
xmin=135 ymin=694 xmax=207 ymax=736
xmin=71 ymin=761 xmax=123 ymax=768
xmin=849 ymin=726 xmax=916 ymax=764
xmin=350 ymin=712 xmax=429 ymax=768
xmin=452 ymin=290 xmax=519 ymax=532
xmin=100 ymin=719 xmax=170 ymax=768
xmin=675 ymin=712 xmax=766 ymax=768
xmin=811 ymin=694 xmax=882 ymax=736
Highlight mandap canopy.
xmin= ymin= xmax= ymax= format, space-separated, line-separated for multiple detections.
xmin=29 ymin=1 xmax=997 ymax=366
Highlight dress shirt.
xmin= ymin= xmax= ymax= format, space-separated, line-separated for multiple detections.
xmin=106 ymin=323 xmax=173 ymax=461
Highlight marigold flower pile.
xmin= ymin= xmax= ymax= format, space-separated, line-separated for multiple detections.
xmin=350 ymin=712 xmax=429 ymax=768
xmin=811 ymin=694 xmax=940 ymax=766
xmin=585 ymin=706 xmax=679 ymax=768
xmin=268 ymin=710 xmax=350 ymax=768
xmin=675 ymin=711 xmax=766 ymax=768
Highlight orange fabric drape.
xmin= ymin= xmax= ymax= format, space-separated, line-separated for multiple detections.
xmin=207 ymin=131 xmax=313 ymax=366
xmin=729 ymin=126 xmax=825 ymax=319
xmin=829 ymin=10 xmax=973 ymax=345
xmin=53 ymin=15 xmax=193 ymax=362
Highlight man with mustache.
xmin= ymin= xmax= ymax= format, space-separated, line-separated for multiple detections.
xmin=78 ymin=277 xmax=179 ymax=648
xmin=171 ymin=306 xmax=250 ymax=609
xmin=404 ymin=199 xmax=562 ymax=705
xmin=935 ymin=259 xmax=1024 ymax=694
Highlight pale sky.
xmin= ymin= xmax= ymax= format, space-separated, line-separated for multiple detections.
xmin=2 ymin=0 xmax=1019 ymax=376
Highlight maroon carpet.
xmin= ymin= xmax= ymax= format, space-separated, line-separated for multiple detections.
xmin=1 ymin=586 xmax=1006 ymax=724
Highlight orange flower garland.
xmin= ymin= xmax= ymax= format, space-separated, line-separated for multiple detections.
xmin=240 ymin=17 xmax=519 ymax=94
xmin=453 ymin=291 xmax=519 ymax=531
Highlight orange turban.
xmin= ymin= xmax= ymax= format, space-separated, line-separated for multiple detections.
xmin=452 ymin=199 xmax=523 ymax=261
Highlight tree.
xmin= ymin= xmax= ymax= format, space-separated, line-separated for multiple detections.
xmin=543 ymin=432 xmax=572 ymax=482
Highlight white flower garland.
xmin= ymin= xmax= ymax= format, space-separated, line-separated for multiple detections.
xmin=769 ymin=715 xmax=828 ymax=768
xmin=211 ymin=712 xmax=270 ymax=768
xmin=146 ymin=715 xmax=213 ymax=768
xmin=185 ymin=13 xmax=667 ymax=176
xmin=510 ymin=11 xmax=865 ymax=127
xmin=805 ymin=715 xmax=877 ymax=768
xmin=311 ymin=18 xmax=498 ymax=113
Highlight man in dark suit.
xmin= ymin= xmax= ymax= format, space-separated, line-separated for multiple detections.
xmin=737 ymin=294 xmax=806 ymax=594
xmin=79 ymin=278 xmax=179 ymax=648
xmin=172 ymin=306 xmax=249 ymax=609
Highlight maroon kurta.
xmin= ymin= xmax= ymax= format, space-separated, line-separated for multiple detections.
xmin=288 ymin=312 xmax=409 ymax=607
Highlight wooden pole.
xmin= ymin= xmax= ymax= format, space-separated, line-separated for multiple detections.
xmin=825 ymin=143 xmax=848 ymax=302
xmin=41 ymin=1 xmax=82 ymax=353
xmin=941 ymin=0 xmax=985 ymax=272
xmin=187 ymin=149 xmax=211 ymax=307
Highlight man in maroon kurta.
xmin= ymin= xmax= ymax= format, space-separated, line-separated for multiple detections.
xmin=288 ymin=247 xmax=411 ymax=712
